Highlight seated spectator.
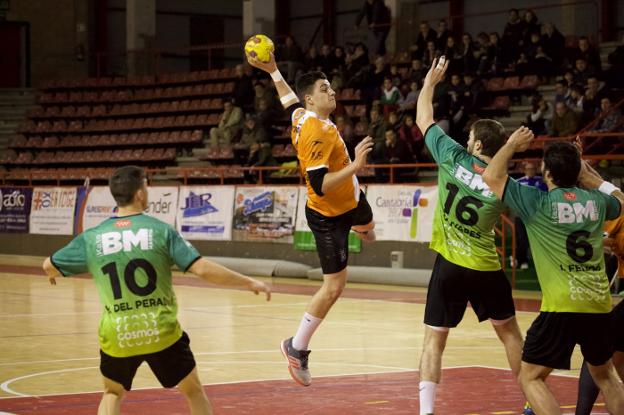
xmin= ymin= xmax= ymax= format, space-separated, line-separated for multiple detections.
xmin=553 ymin=79 xmax=572 ymax=106
xmin=487 ymin=32 xmax=503 ymax=74
xmin=563 ymin=69 xmax=575 ymax=88
xmin=380 ymin=78 xmax=402 ymax=115
xmin=550 ymin=101 xmax=580 ymax=137
xmin=524 ymin=31 xmax=542 ymax=62
xmin=422 ymin=40 xmax=439 ymax=68
xmin=367 ymin=108 xmax=388 ymax=155
xmin=375 ymin=128 xmax=414 ymax=182
xmin=460 ymin=33 xmax=477 ymax=73
xmin=304 ymin=46 xmax=320 ymax=71
xmin=532 ymin=45 xmax=555 ymax=76
xmin=444 ymin=36 xmax=462 ymax=74
xmin=399 ymin=81 xmax=420 ymax=111
xmin=318 ymin=44 xmax=337 ymax=74
xmin=232 ymin=64 xmax=254 ymax=109
xmin=573 ymin=58 xmax=595 ymax=86
xmin=388 ymin=64 xmax=402 ymax=87
xmin=448 ymin=73 xmax=467 ymax=139
xmin=408 ymin=59 xmax=426 ymax=85
xmin=254 ymin=82 xmax=278 ymax=112
xmin=568 ymin=84 xmax=586 ymax=116
xmin=436 ymin=19 xmax=452 ymax=51
xmin=244 ymin=142 xmax=279 ymax=183
xmin=398 ymin=114 xmax=424 ymax=157
xmin=412 ymin=20 xmax=437 ymax=60
xmin=386 ymin=111 xmax=402 ymax=133
xmin=335 ymin=115 xmax=355 ymax=156
xmin=584 ymin=76 xmax=607 ymax=119
xmin=345 ymin=43 xmax=370 ymax=88
xmin=475 ymin=32 xmax=491 ymax=75
xmin=525 ymin=93 xmax=553 ymax=136
xmin=540 ymin=22 xmax=565 ymax=66
xmin=370 ymin=56 xmax=389 ymax=88
xmin=462 ymin=72 xmax=485 ymax=116
xmin=575 ymin=36 xmax=602 ymax=73
xmin=209 ymin=100 xmax=243 ymax=148
xmin=591 ymin=97 xmax=622 ymax=132
xmin=606 ymin=35 xmax=624 ymax=88
xmin=276 ymin=36 xmax=304 ymax=83
xmin=255 ymin=97 xmax=280 ymax=133
xmin=235 ymin=114 xmax=269 ymax=152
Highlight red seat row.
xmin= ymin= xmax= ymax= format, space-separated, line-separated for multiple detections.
xmin=485 ymin=75 xmax=539 ymax=92
xmin=6 ymin=148 xmax=177 ymax=166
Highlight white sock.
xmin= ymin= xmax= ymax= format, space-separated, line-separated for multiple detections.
xmin=292 ymin=312 xmax=322 ymax=351
xmin=419 ymin=381 xmax=437 ymax=415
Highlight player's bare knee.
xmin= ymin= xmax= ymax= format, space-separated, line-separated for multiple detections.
xmin=103 ymin=384 xmax=125 ymax=400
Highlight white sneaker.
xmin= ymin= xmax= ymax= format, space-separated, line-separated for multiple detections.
xmin=520 ymin=263 xmax=529 ymax=270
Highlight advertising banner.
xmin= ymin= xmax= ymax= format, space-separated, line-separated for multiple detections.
xmin=366 ymin=185 xmax=438 ymax=242
xmin=0 ymin=187 xmax=32 ymax=233
xmin=232 ymin=186 xmax=298 ymax=243
xmin=29 ymin=187 xmax=77 ymax=235
xmin=176 ymin=186 xmax=235 ymax=240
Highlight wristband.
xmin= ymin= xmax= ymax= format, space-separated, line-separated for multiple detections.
xmin=280 ymin=92 xmax=298 ymax=105
xmin=270 ymin=70 xmax=283 ymax=82
xmin=599 ymin=181 xmax=619 ymax=195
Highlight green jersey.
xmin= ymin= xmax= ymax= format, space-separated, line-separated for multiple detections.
xmin=504 ymin=179 xmax=621 ymax=313
xmin=425 ymin=124 xmax=506 ymax=271
xmin=51 ymin=213 xmax=201 ymax=357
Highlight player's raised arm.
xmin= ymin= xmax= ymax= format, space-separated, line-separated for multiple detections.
xmin=188 ymin=257 xmax=271 ymax=301
xmin=247 ymin=52 xmax=299 ymax=109
xmin=578 ymin=159 xmax=624 ymax=215
xmin=416 ymin=56 xmax=449 ymax=133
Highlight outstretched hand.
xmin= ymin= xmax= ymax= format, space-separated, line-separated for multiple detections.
xmin=352 ymin=136 xmax=374 ymax=171
xmin=246 ymin=52 xmax=278 ymax=74
xmin=423 ymin=56 xmax=449 ymax=88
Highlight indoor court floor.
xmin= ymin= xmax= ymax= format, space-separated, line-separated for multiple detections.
xmin=0 ymin=255 xmax=608 ymax=414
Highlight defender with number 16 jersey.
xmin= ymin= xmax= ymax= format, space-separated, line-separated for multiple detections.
xmin=51 ymin=213 xmax=201 ymax=357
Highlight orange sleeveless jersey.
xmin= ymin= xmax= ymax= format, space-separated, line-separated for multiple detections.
xmin=605 ymin=215 xmax=624 ymax=277
xmin=291 ymin=107 xmax=360 ymax=217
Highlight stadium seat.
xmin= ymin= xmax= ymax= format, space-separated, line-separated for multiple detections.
xmin=486 ymin=77 xmax=505 ymax=92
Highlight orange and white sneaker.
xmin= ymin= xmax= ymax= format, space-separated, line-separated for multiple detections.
xmin=280 ymin=337 xmax=312 ymax=386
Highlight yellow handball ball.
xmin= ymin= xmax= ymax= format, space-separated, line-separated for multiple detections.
xmin=245 ymin=34 xmax=274 ymax=63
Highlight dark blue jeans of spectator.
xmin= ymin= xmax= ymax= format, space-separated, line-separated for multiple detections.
xmin=372 ymin=30 xmax=389 ymax=56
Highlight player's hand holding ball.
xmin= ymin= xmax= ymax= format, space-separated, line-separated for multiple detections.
xmin=245 ymin=34 xmax=277 ymax=73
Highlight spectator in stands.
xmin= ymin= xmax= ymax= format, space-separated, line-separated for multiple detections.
xmin=398 ymin=114 xmax=424 ymax=158
xmin=232 ymin=64 xmax=255 ymax=110
xmin=568 ymin=84 xmax=587 ymax=117
xmin=412 ymin=20 xmax=437 ymax=60
xmin=367 ymin=108 xmax=388 ymax=156
xmin=524 ymin=31 xmax=542 ymax=62
xmin=584 ymin=76 xmax=607 ymax=118
xmin=525 ymin=93 xmax=553 ymax=136
xmin=513 ymin=161 xmax=548 ymax=270
xmin=408 ymin=59 xmax=426 ymax=86
xmin=422 ymin=40 xmax=439 ymax=68
xmin=591 ymin=97 xmax=622 ymax=132
xmin=475 ymin=32 xmax=492 ymax=75
xmin=554 ymin=79 xmax=572 ymax=106
xmin=388 ymin=64 xmax=402 ymax=87
xmin=244 ymin=142 xmax=278 ymax=184
xmin=398 ymin=81 xmax=420 ymax=111
xmin=487 ymin=32 xmax=503 ymax=74
xmin=462 ymin=72 xmax=485 ymax=117
xmin=304 ymin=46 xmax=320 ymax=71
xmin=606 ymin=35 xmax=624 ymax=88
xmin=333 ymin=46 xmax=346 ymax=73
xmin=374 ymin=128 xmax=414 ymax=182
xmin=563 ymin=69 xmax=575 ymax=88
xmin=573 ymin=58 xmax=595 ymax=86
xmin=355 ymin=0 xmax=391 ymax=56
xmin=318 ymin=44 xmax=336 ymax=75
xmin=436 ymin=19 xmax=452 ymax=51
xmin=448 ymin=73 xmax=467 ymax=141
xmin=253 ymin=82 xmax=278 ymax=112
xmin=386 ymin=111 xmax=402 ymax=133
xmin=550 ymin=101 xmax=580 ymax=137
xmin=235 ymin=114 xmax=270 ymax=154
xmin=345 ymin=43 xmax=371 ymax=88
xmin=444 ymin=36 xmax=462 ymax=74
xmin=209 ymin=100 xmax=243 ymax=148
xmin=255 ymin=97 xmax=279 ymax=133
xmin=335 ymin=115 xmax=354 ymax=148
xmin=460 ymin=33 xmax=477 ymax=73
xmin=575 ymin=36 xmax=602 ymax=73
xmin=540 ymin=22 xmax=565 ymax=66
xmin=531 ymin=44 xmax=555 ymax=77
xmin=502 ymin=8 xmax=523 ymax=64
xmin=276 ymin=36 xmax=304 ymax=83
xmin=515 ymin=52 xmax=530 ymax=76
xmin=521 ymin=9 xmax=541 ymax=46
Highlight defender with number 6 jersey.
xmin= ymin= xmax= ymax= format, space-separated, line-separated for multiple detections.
xmin=51 ymin=213 xmax=200 ymax=357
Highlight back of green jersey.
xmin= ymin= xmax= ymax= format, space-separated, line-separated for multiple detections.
xmin=52 ymin=213 xmax=201 ymax=357
xmin=504 ymin=180 xmax=621 ymax=313
xmin=425 ymin=124 xmax=506 ymax=271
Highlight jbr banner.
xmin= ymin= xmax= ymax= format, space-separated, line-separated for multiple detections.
xmin=144 ymin=186 xmax=178 ymax=227
xmin=76 ymin=186 xmax=117 ymax=232
xmin=293 ymin=187 xmax=362 ymax=252
xmin=30 ymin=187 xmax=77 ymax=235
xmin=232 ymin=186 xmax=298 ymax=243
xmin=366 ymin=185 xmax=438 ymax=242
xmin=177 ymin=186 xmax=234 ymax=240
xmin=0 ymin=187 xmax=32 ymax=233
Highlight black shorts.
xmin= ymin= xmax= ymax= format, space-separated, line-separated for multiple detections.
xmin=523 ymin=312 xmax=614 ymax=369
xmin=100 ymin=332 xmax=196 ymax=391
xmin=613 ymin=299 xmax=624 ymax=352
xmin=424 ymin=254 xmax=516 ymax=328
xmin=306 ymin=190 xmax=373 ymax=274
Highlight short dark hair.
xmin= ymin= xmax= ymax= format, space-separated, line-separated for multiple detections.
xmin=543 ymin=142 xmax=580 ymax=187
xmin=109 ymin=165 xmax=146 ymax=207
xmin=471 ymin=119 xmax=507 ymax=157
xmin=295 ymin=71 xmax=327 ymax=103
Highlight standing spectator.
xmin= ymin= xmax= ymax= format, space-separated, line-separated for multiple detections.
xmin=232 ymin=64 xmax=255 ymax=110
xmin=550 ymin=101 xmax=580 ymax=137
xmin=460 ymin=33 xmax=477 ymax=73
xmin=591 ymin=97 xmax=622 ymax=132
xmin=276 ymin=36 xmax=304 ymax=83
xmin=399 ymin=81 xmax=420 ymax=111
xmin=540 ymin=22 xmax=565 ymax=66
xmin=606 ymin=35 xmax=624 ymax=88
xmin=412 ymin=20 xmax=437 ymax=60
xmin=521 ymin=10 xmax=541 ymax=46
xmin=487 ymin=32 xmax=503 ymax=74
xmin=513 ymin=161 xmax=548 ymax=270
xmin=525 ymin=94 xmax=553 ymax=136
xmin=502 ymin=8 xmax=524 ymax=64
xmin=575 ymin=36 xmax=602 ymax=73
xmin=436 ymin=19 xmax=452 ymax=51
xmin=209 ymin=100 xmax=243 ymax=148
xmin=448 ymin=73 xmax=467 ymax=141
xmin=355 ymin=0 xmax=391 ymax=56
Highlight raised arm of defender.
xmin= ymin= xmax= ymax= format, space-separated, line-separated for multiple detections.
xmin=416 ymin=56 xmax=449 ymax=133
xmin=247 ymin=52 xmax=299 ymax=109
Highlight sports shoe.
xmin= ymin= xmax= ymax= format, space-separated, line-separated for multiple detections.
xmin=280 ymin=337 xmax=312 ymax=386
xmin=520 ymin=262 xmax=529 ymax=270
xmin=522 ymin=402 xmax=535 ymax=415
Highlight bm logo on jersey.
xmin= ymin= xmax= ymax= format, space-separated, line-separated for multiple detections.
xmin=96 ymin=228 xmax=153 ymax=256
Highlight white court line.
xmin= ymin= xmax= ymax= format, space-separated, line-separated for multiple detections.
xmin=194 ymin=360 xmax=415 ymax=372
xmin=0 ymin=311 xmax=100 ymax=318
xmin=0 ymin=366 xmax=99 ymax=397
